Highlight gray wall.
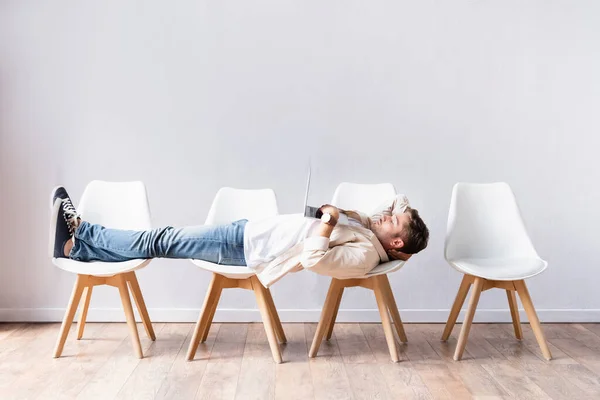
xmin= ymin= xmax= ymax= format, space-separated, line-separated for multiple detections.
xmin=1 ymin=1 xmax=599 ymax=322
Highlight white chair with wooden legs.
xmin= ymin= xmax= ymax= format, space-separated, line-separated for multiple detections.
xmin=309 ymin=261 xmax=407 ymax=362
xmin=309 ymin=182 xmax=408 ymax=363
xmin=441 ymin=182 xmax=551 ymax=361
xmin=186 ymin=188 xmax=286 ymax=363
xmin=51 ymin=181 xmax=155 ymax=359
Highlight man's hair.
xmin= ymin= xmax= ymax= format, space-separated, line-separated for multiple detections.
xmin=398 ymin=208 xmax=429 ymax=254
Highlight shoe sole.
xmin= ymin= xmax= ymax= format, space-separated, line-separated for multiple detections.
xmin=49 ymin=185 xmax=62 ymax=210
xmin=48 ymin=198 xmax=62 ymax=259
xmin=49 ymin=185 xmax=66 ymax=259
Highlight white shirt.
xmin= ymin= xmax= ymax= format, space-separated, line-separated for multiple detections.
xmin=244 ymin=212 xmax=362 ymax=268
xmin=244 ymin=214 xmax=320 ymax=268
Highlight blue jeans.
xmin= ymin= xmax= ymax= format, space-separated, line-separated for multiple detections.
xmin=70 ymin=220 xmax=248 ymax=265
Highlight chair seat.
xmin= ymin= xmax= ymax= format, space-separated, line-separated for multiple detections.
xmin=190 ymin=259 xmax=255 ymax=279
xmin=447 ymin=257 xmax=548 ymax=281
xmin=53 ymin=258 xmax=150 ymax=277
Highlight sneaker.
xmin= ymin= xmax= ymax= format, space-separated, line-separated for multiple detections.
xmin=49 ymin=186 xmax=80 ymax=258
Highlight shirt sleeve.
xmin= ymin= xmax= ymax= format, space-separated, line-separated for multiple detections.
xmin=300 ymin=239 xmax=379 ymax=277
xmin=369 ymin=194 xmax=410 ymax=223
xmin=303 ymin=236 xmax=330 ymax=252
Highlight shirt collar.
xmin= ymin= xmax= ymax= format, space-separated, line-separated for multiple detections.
xmin=370 ymin=233 xmax=389 ymax=262
xmin=345 ymin=225 xmax=389 ymax=263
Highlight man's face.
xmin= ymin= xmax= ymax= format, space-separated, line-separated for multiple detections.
xmin=371 ymin=213 xmax=411 ymax=251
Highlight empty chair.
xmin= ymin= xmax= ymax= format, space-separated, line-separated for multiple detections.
xmin=441 ymin=182 xmax=551 ymax=361
xmin=51 ymin=181 xmax=155 ymax=359
xmin=309 ymin=182 xmax=408 ymax=362
xmin=186 ymin=188 xmax=286 ymax=363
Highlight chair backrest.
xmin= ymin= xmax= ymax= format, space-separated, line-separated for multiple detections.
xmin=205 ymin=187 xmax=278 ymax=225
xmin=444 ymin=182 xmax=539 ymax=261
xmin=78 ymin=181 xmax=152 ymax=230
xmin=331 ymin=182 xmax=397 ymax=213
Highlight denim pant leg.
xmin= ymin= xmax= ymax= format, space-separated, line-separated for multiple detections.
xmin=70 ymin=220 xmax=247 ymax=265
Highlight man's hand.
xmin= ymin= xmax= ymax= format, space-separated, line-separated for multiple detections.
xmin=317 ymin=204 xmax=340 ymax=222
xmin=311 ymin=204 xmax=340 ymax=239
xmin=387 ymin=249 xmax=412 ymax=261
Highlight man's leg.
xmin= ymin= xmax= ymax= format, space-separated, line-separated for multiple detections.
xmin=69 ymin=220 xmax=248 ymax=264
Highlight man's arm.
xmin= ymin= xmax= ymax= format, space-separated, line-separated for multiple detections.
xmin=312 ymin=204 xmax=339 ymax=238
xmin=300 ymin=204 xmax=339 ymax=259
xmin=335 ymin=194 xmax=411 ymax=230
xmin=370 ymin=194 xmax=410 ymax=223
xmin=301 ymin=205 xmax=379 ymax=276
xmin=301 ymin=239 xmax=379 ymax=277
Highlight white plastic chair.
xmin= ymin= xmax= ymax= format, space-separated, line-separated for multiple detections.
xmin=186 ymin=188 xmax=286 ymax=363
xmin=331 ymin=182 xmax=399 ymax=213
xmin=309 ymin=182 xmax=408 ymax=362
xmin=441 ymin=182 xmax=551 ymax=361
xmin=51 ymin=181 xmax=155 ymax=359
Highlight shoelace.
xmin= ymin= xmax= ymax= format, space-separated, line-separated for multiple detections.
xmin=61 ymin=198 xmax=80 ymax=234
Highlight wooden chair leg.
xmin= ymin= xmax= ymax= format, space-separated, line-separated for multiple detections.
xmin=116 ymin=274 xmax=143 ymax=359
xmin=506 ymin=289 xmax=523 ymax=340
xmin=126 ymin=272 xmax=156 ymax=341
xmin=199 ymin=274 xmax=224 ymax=343
xmin=453 ymin=276 xmax=484 ymax=361
xmin=374 ymin=277 xmax=400 ymax=362
xmin=379 ymin=275 xmax=408 ymax=343
xmin=309 ymin=279 xmax=343 ymax=358
xmin=54 ymin=275 xmax=87 ymax=357
xmin=76 ymin=285 xmax=93 ymax=340
xmin=325 ymin=286 xmax=344 ymax=341
xmin=252 ymin=277 xmax=283 ymax=364
xmin=514 ymin=280 xmax=552 ymax=360
xmin=187 ymin=274 xmax=222 ymax=361
xmin=442 ymin=274 xmax=472 ymax=341
xmin=263 ymin=288 xmax=287 ymax=344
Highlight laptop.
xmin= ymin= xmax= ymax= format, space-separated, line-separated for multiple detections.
xmin=303 ymin=163 xmax=320 ymax=219
xmin=302 ymin=162 xmax=350 ymax=225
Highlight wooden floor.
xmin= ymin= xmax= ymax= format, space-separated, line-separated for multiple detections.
xmin=1 ymin=323 xmax=600 ymax=399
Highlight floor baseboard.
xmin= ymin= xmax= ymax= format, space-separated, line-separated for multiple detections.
xmin=1 ymin=308 xmax=599 ymax=323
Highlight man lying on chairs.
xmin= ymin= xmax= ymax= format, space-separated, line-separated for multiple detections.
xmin=50 ymin=187 xmax=429 ymax=287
